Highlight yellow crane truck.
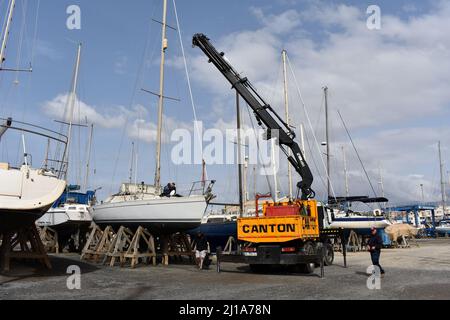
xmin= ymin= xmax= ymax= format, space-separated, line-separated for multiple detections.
xmin=193 ymin=34 xmax=347 ymax=275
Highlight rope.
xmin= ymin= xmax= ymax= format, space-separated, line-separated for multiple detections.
xmin=172 ymin=0 xmax=205 ymax=172
xmin=14 ymin=0 xmax=27 ymax=84
xmin=109 ymin=1 xmax=158 ymax=194
xmin=337 ymin=110 xmax=379 ymax=202
xmin=285 ymin=54 xmax=338 ymax=200
xmin=29 ymin=0 xmax=40 ymax=68
xmin=244 ymin=101 xmax=274 ymax=197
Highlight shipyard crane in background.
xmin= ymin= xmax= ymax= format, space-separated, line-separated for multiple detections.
xmin=193 ymin=34 xmax=346 ymax=274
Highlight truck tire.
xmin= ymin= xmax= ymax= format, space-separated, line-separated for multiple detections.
xmin=302 ymin=242 xmax=316 ymax=274
xmin=324 ymin=243 xmax=334 ymax=266
xmin=298 ymin=263 xmax=315 ymax=274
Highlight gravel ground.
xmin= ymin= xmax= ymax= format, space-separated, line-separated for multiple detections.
xmin=1 ymin=238 xmax=449 ymax=300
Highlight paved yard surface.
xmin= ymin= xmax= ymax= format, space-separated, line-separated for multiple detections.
xmin=1 ymin=239 xmax=449 ymax=300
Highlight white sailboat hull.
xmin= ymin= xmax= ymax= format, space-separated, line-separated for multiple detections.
xmin=37 ymin=204 xmax=92 ymax=227
xmin=436 ymin=226 xmax=450 ymax=234
xmin=330 ymin=218 xmax=391 ymax=230
xmin=90 ymin=195 xmax=208 ymax=234
xmin=0 ymin=165 xmax=66 ymax=232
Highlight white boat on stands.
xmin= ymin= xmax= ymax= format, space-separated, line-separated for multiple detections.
xmin=91 ymin=182 xmax=215 ymax=234
xmin=0 ymin=163 xmax=66 ymax=233
xmin=329 ymin=212 xmax=391 ymax=229
xmin=0 ymin=119 xmax=67 ymax=233
xmin=436 ymin=219 xmax=450 ymax=235
xmin=92 ymin=0 xmax=216 ymax=235
xmin=328 ymin=196 xmax=392 ymax=230
xmin=0 ymin=2 xmax=67 ymax=233
xmin=39 ymin=203 xmax=92 ymax=228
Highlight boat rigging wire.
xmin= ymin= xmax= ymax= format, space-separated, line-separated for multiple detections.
xmin=285 ymin=53 xmax=338 ymax=200
xmin=337 ymin=109 xmax=380 ymax=205
xmin=172 ymin=0 xmax=206 ymax=177
xmin=244 ymin=101 xmax=275 ymax=197
xmin=109 ymin=1 xmax=158 ymax=194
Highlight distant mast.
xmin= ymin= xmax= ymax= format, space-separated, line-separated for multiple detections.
xmin=378 ymin=162 xmax=385 ymax=198
xmin=282 ymin=50 xmax=293 ymax=200
xmin=154 ymin=0 xmax=168 ymax=193
xmin=84 ymin=123 xmax=94 ymax=191
xmin=439 ymin=141 xmax=447 ymax=216
xmin=342 ymin=146 xmax=349 ymax=197
xmin=324 ymin=86 xmax=331 ymax=201
xmin=62 ymin=43 xmax=82 ymax=181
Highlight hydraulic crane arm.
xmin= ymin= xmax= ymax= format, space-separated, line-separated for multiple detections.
xmin=193 ymin=34 xmax=315 ymax=200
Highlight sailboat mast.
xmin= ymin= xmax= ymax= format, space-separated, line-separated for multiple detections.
xmin=324 ymin=86 xmax=331 ymax=201
xmin=0 ymin=0 xmax=16 ymax=69
xmin=300 ymin=123 xmax=306 ymax=162
xmin=84 ymin=123 xmax=94 ymax=191
xmin=439 ymin=141 xmax=447 ymax=216
xmin=378 ymin=162 xmax=385 ymax=198
xmin=282 ymin=50 xmax=293 ymax=200
xmin=62 ymin=43 xmax=82 ymax=181
xmin=236 ymin=92 xmax=245 ymax=217
xmin=154 ymin=0 xmax=168 ymax=193
xmin=271 ymin=138 xmax=279 ymax=203
xmin=342 ymin=146 xmax=349 ymax=197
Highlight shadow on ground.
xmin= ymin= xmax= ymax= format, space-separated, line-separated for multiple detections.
xmin=0 ymin=255 xmax=99 ymax=284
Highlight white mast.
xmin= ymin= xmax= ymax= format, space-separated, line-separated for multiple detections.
xmin=342 ymin=146 xmax=349 ymax=197
xmin=62 ymin=43 xmax=82 ymax=181
xmin=300 ymin=123 xmax=306 ymax=162
xmin=378 ymin=162 xmax=385 ymax=198
xmin=282 ymin=50 xmax=293 ymax=200
xmin=271 ymin=138 xmax=279 ymax=202
xmin=129 ymin=142 xmax=135 ymax=185
xmin=84 ymin=123 xmax=94 ymax=191
xmin=243 ymin=156 xmax=249 ymax=214
xmin=154 ymin=0 xmax=168 ymax=193
xmin=0 ymin=0 xmax=16 ymax=69
xmin=236 ymin=92 xmax=245 ymax=217
xmin=439 ymin=141 xmax=447 ymax=215
xmin=324 ymin=86 xmax=331 ymax=200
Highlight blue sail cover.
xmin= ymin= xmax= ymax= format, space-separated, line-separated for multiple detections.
xmin=52 ymin=190 xmax=96 ymax=208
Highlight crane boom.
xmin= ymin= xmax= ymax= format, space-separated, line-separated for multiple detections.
xmin=193 ymin=34 xmax=315 ymax=200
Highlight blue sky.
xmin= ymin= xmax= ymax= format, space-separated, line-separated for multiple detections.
xmin=1 ymin=0 xmax=449 ymax=206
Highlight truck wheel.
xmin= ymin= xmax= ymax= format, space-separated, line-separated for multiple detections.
xmin=324 ymin=243 xmax=334 ymax=266
xmin=297 ymin=263 xmax=314 ymax=274
xmin=302 ymin=242 xmax=316 ymax=274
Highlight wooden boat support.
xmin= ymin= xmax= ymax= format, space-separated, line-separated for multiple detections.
xmin=0 ymin=224 xmax=52 ymax=272
xmin=81 ymin=224 xmax=114 ymax=263
xmin=81 ymin=224 xmax=195 ymax=268
xmin=122 ymin=226 xmax=156 ymax=268
xmin=38 ymin=226 xmax=59 ymax=254
xmin=160 ymin=233 xmax=194 ymax=266
xmin=103 ymin=226 xmax=134 ymax=267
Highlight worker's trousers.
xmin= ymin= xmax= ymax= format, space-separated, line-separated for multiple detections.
xmin=370 ymin=251 xmax=385 ymax=274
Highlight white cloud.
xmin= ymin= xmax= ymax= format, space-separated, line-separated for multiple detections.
xmin=128 ymin=115 xmax=194 ymax=144
xmin=34 ymin=40 xmax=62 ymax=60
xmin=114 ymin=55 xmax=129 ymax=75
xmin=41 ymin=93 xmax=141 ymax=129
